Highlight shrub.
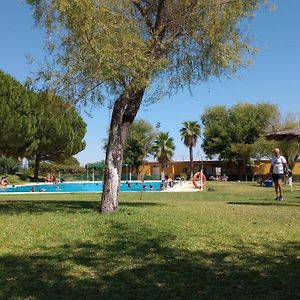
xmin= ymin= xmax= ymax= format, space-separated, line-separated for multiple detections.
xmin=0 ymin=156 xmax=18 ymax=175
xmin=18 ymin=169 xmax=32 ymax=181
xmin=37 ymin=162 xmax=86 ymax=177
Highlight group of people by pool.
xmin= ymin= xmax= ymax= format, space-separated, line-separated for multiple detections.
xmin=125 ymin=177 xmax=175 ymax=191
xmin=125 ymin=181 xmax=155 ymax=190
xmin=160 ymin=177 xmax=175 ymax=190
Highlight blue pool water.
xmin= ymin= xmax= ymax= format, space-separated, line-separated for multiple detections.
xmin=0 ymin=181 xmax=162 ymax=193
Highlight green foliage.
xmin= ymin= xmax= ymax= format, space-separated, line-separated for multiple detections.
xmin=123 ymin=119 xmax=156 ymax=172
xmin=18 ymin=169 xmax=33 ymax=181
xmin=31 ymin=91 xmax=86 ymax=161
xmin=201 ymin=102 xmax=279 ymax=179
xmin=251 ymin=136 xmax=276 ymax=160
xmin=201 ymin=105 xmax=232 ymax=159
xmin=202 ymin=102 xmax=279 ymax=161
xmin=37 ymin=161 xmax=85 ymax=176
xmin=180 ymin=121 xmax=201 ymax=148
xmin=0 ymin=70 xmax=86 ymax=180
xmin=55 ymin=156 xmax=81 ymax=166
xmin=26 ymin=0 xmax=263 ymax=103
xmin=27 ymin=91 xmax=86 ymax=179
xmin=152 ymin=132 xmax=175 ymax=168
xmin=0 ymin=156 xmax=18 ymax=175
xmin=229 ymin=102 xmax=278 ymax=145
xmin=0 ymin=70 xmax=38 ymax=157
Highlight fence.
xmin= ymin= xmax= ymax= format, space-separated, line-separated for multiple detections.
xmin=59 ymin=173 xmax=161 ymax=182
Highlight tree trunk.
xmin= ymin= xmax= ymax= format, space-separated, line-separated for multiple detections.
xmin=242 ymin=160 xmax=248 ymax=181
xmin=189 ymin=145 xmax=194 ymax=179
xmin=238 ymin=160 xmax=248 ymax=181
xmin=100 ymin=88 xmax=145 ymax=213
xmin=244 ymin=161 xmax=248 ymax=181
xmin=238 ymin=161 xmax=243 ymax=181
xmin=134 ymin=164 xmax=140 ymax=177
xmin=34 ymin=154 xmax=41 ymax=180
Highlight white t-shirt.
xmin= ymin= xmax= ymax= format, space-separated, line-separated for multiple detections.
xmin=271 ymin=155 xmax=287 ymax=174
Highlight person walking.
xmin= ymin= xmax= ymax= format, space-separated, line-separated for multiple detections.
xmin=269 ymin=148 xmax=288 ymax=201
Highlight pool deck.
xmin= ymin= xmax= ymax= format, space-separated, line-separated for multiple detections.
xmin=164 ymin=181 xmax=199 ymax=192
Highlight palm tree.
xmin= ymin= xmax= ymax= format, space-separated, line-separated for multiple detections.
xmin=180 ymin=121 xmax=201 ymax=178
xmin=152 ymin=132 xmax=175 ymax=180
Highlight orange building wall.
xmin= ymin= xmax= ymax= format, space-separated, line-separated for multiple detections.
xmin=253 ymin=162 xmax=271 ymax=176
xmin=292 ymin=162 xmax=300 ymax=175
xmin=137 ymin=160 xmax=241 ymax=179
xmin=253 ymin=161 xmax=300 ymax=176
xmin=129 ymin=160 xmax=300 ymax=180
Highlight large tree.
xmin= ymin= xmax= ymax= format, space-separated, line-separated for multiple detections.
xmin=201 ymin=102 xmax=279 ymax=180
xmin=0 ymin=70 xmax=85 ymax=179
xmin=30 ymin=91 xmax=86 ymax=179
xmin=27 ymin=0 xmax=265 ymax=212
xmin=201 ymin=105 xmax=231 ymax=159
xmin=152 ymin=132 xmax=175 ymax=180
xmin=0 ymin=70 xmax=38 ymax=157
xmin=180 ymin=121 xmax=201 ymax=178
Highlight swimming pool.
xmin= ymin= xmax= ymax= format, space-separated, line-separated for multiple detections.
xmin=0 ymin=181 xmax=163 ymax=193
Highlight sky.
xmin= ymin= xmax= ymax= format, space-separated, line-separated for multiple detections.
xmin=0 ymin=0 xmax=299 ymax=165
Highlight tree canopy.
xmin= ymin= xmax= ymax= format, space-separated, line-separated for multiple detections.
xmin=152 ymin=131 xmax=175 ymax=179
xmin=180 ymin=121 xmax=201 ymax=178
xmin=26 ymin=0 xmax=262 ymax=100
xmin=0 ymin=70 xmax=38 ymax=157
xmin=0 ymin=70 xmax=86 ymax=179
xmin=201 ymin=102 xmax=279 ymax=180
xmin=31 ymin=91 xmax=86 ymax=179
xmin=0 ymin=156 xmax=18 ymax=175
xmin=123 ymin=119 xmax=157 ymax=174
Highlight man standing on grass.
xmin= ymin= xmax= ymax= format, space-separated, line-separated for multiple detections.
xmin=269 ymin=148 xmax=288 ymax=201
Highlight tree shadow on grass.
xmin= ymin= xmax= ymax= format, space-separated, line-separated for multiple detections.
xmin=0 ymin=200 xmax=164 ymax=215
xmin=120 ymin=201 xmax=164 ymax=208
xmin=1 ymin=221 xmax=299 ymax=299
xmin=227 ymin=201 xmax=300 ymax=207
xmin=0 ymin=200 xmax=99 ymax=215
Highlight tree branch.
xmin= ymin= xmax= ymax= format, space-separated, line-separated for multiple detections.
xmin=132 ymin=1 xmax=154 ymax=34
xmin=154 ymin=0 xmax=165 ymax=31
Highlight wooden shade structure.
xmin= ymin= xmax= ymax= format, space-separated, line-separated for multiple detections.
xmin=266 ymin=127 xmax=300 ymax=141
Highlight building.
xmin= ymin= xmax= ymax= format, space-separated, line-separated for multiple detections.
xmin=134 ymin=160 xmax=241 ymax=180
xmin=124 ymin=160 xmax=300 ymax=181
xmin=251 ymin=160 xmax=300 ymax=182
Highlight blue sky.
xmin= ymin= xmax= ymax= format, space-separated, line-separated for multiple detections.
xmin=1 ymin=0 xmax=299 ymax=165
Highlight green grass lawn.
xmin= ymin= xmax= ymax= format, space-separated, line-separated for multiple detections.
xmin=0 ymin=182 xmax=299 ymax=299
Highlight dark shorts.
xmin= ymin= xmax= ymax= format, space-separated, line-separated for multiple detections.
xmin=271 ymin=173 xmax=284 ymax=182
